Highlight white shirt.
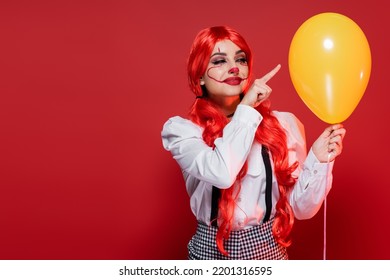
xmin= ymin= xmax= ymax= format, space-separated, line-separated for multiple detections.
xmin=162 ymin=104 xmax=334 ymax=230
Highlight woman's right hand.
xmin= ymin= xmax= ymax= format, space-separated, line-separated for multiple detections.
xmin=312 ymin=124 xmax=346 ymax=162
xmin=241 ymin=64 xmax=281 ymax=108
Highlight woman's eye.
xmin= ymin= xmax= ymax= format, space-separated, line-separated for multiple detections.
xmin=236 ymin=58 xmax=248 ymax=65
xmin=211 ymin=59 xmax=226 ymax=65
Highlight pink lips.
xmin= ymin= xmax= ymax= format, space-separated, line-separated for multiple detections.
xmin=223 ymin=77 xmax=243 ymax=85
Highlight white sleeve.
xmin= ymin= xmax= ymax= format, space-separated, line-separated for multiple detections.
xmin=276 ymin=112 xmax=334 ymax=219
xmin=161 ymin=104 xmax=262 ymax=188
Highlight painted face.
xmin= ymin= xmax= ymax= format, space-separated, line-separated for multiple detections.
xmin=201 ymin=40 xmax=249 ymax=99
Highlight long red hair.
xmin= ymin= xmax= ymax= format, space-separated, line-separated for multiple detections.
xmin=187 ymin=26 xmax=298 ymax=256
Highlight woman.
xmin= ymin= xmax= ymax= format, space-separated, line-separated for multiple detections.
xmin=161 ymin=26 xmax=346 ymax=260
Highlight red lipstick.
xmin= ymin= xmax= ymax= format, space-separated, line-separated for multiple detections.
xmin=223 ymin=77 xmax=243 ymax=85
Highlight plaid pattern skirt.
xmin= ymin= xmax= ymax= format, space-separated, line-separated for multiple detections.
xmin=188 ymin=218 xmax=288 ymax=260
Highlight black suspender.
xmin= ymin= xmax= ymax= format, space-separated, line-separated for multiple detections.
xmin=261 ymin=145 xmax=273 ymax=223
xmin=210 ymin=145 xmax=273 ymax=226
xmin=210 ymin=186 xmax=221 ymax=227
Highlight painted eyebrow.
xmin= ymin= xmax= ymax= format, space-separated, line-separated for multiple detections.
xmin=210 ymin=50 xmax=245 ymax=58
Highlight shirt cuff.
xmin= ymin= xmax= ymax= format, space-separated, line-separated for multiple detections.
xmin=232 ymin=104 xmax=262 ymax=128
xmin=304 ymin=148 xmax=334 ymax=175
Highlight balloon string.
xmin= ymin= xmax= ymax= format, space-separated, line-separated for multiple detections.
xmin=323 ymin=153 xmax=331 ymax=260
xmin=323 ymin=190 xmax=327 ymax=260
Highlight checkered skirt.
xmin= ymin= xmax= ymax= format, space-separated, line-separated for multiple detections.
xmin=188 ymin=218 xmax=288 ymax=260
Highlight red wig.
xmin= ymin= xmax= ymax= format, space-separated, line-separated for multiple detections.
xmin=187 ymin=26 xmax=298 ymax=256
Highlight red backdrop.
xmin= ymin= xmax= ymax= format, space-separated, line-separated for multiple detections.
xmin=1 ymin=0 xmax=388 ymax=260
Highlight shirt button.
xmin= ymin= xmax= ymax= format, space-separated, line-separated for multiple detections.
xmin=313 ymin=170 xmax=318 ymax=174
xmin=237 ymin=197 xmax=242 ymax=202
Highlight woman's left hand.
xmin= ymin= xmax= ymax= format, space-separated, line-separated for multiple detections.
xmin=312 ymin=124 xmax=346 ymax=162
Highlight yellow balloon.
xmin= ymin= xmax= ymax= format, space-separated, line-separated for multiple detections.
xmin=288 ymin=12 xmax=371 ymax=124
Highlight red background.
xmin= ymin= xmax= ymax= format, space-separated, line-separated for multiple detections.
xmin=1 ymin=0 xmax=389 ymax=260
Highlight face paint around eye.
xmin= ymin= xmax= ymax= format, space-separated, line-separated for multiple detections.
xmin=236 ymin=57 xmax=248 ymax=65
xmin=211 ymin=59 xmax=227 ymax=65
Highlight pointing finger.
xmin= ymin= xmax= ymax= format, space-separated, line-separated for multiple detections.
xmin=259 ymin=64 xmax=281 ymax=83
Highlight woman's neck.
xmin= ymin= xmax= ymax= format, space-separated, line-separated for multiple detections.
xmin=210 ymin=95 xmax=241 ymax=117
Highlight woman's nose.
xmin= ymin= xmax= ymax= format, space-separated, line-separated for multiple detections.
xmin=228 ymin=67 xmax=239 ymax=74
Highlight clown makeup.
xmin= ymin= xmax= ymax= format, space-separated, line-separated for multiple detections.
xmin=207 ymin=47 xmax=248 ymax=84
xmin=200 ymin=40 xmax=249 ymax=101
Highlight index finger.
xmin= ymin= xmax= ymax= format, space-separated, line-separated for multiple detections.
xmin=259 ymin=64 xmax=281 ymax=83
